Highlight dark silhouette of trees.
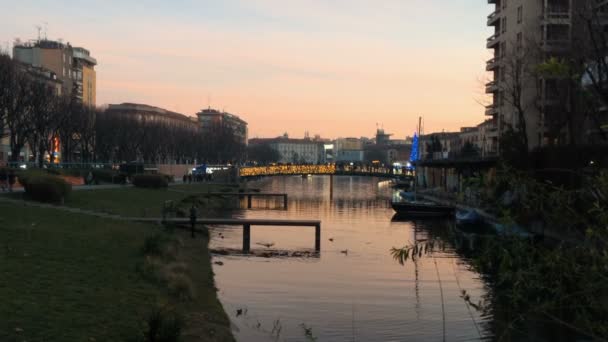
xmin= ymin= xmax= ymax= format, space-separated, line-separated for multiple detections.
xmin=0 ymin=53 xmax=245 ymax=166
xmin=246 ymin=143 xmax=280 ymax=164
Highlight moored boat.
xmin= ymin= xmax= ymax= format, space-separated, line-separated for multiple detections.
xmin=455 ymin=209 xmax=484 ymax=226
xmin=391 ymin=200 xmax=455 ymax=218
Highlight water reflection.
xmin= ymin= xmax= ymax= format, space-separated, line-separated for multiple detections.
xmin=211 ymin=176 xmax=489 ymax=341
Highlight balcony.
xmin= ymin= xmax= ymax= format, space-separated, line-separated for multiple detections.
xmin=486 ymin=33 xmax=500 ymax=48
xmin=540 ymin=38 xmax=571 ymax=52
xmin=542 ymin=13 xmax=571 ymax=26
xmin=485 ymin=81 xmax=499 ymax=94
xmin=486 ymin=57 xmax=500 ymax=71
xmin=485 ymin=104 xmax=498 ymax=116
xmin=487 ymin=10 xmax=500 ymax=26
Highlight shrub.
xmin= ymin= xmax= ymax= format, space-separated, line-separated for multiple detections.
xmin=142 ymin=232 xmax=182 ymax=260
xmin=160 ymin=173 xmax=174 ymax=184
xmin=133 ymin=174 xmax=169 ymax=189
xmin=138 ymin=306 xmax=183 ymax=342
xmin=19 ymin=173 xmax=72 ymax=203
xmin=167 ymin=273 xmax=197 ymax=301
xmin=91 ymin=169 xmax=127 ymax=184
xmin=136 ymin=256 xmax=165 ymax=283
xmin=142 ymin=233 xmax=170 ymax=257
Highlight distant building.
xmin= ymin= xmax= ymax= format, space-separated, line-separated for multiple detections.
xmin=478 ymin=119 xmax=499 ymax=158
xmin=196 ymin=108 xmax=248 ymax=146
xmin=419 ymin=132 xmax=461 ymax=160
xmin=250 ymin=135 xmax=324 ymax=164
xmin=335 ymin=138 xmax=365 ymax=162
xmin=375 ymin=129 xmax=392 ymax=146
xmin=106 ymin=103 xmax=198 ymax=131
xmin=13 ymin=38 xmax=97 ymax=106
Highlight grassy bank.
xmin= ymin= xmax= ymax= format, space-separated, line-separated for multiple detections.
xmin=63 ymin=183 xmax=241 ymax=217
xmin=0 ymin=187 xmax=235 ymax=341
xmin=4 ymin=182 xmax=241 ymax=218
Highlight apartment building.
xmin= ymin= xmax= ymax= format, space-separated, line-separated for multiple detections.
xmin=13 ymin=39 xmax=97 ymax=106
xmin=196 ymin=108 xmax=248 ymax=146
xmin=485 ymin=0 xmax=608 ymax=149
xmin=106 ymin=103 xmax=199 ymax=131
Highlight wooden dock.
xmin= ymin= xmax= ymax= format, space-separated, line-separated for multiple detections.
xmin=135 ymin=217 xmax=321 ymax=252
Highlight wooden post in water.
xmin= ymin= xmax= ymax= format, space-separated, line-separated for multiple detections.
xmin=329 ymin=175 xmax=334 ymax=200
xmin=315 ymin=223 xmax=321 ymax=252
xmin=247 ymin=195 xmax=253 ymax=209
xmin=243 ymin=224 xmax=251 ymax=253
xmin=283 ymin=194 xmax=288 ymax=210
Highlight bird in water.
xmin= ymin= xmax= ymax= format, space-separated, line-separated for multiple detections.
xmin=340 ymin=249 xmax=348 ymax=255
xmin=256 ymin=242 xmax=275 ymax=248
xmin=329 ymin=238 xmax=334 ymax=242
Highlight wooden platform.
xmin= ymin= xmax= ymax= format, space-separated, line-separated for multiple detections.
xmin=133 ymin=217 xmax=321 ymax=252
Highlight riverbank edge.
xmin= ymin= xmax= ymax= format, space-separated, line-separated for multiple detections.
xmin=417 ymin=190 xmax=586 ymax=243
xmin=0 ymin=185 xmax=238 ymax=341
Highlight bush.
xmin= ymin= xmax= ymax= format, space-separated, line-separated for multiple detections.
xmin=137 ymin=306 xmax=183 ymax=342
xmin=19 ymin=173 xmax=72 ymax=203
xmin=91 ymin=169 xmax=127 ymax=184
xmin=167 ymin=273 xmax=196 ymax=301
xmin=133 ymin=174 xmax=169 ymax=189
xmin=160 ymin=173 xmax=174 ymax=184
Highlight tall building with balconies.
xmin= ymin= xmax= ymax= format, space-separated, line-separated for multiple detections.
xmin=485 ymin=0 xmax=592 ymax=149
xmin=13 ymin=38 xmax=97 ymax=106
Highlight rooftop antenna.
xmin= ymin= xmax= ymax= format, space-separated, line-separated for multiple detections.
xmin=35 ymin=25 xmax=42 ymax=42
xmin=43 ymin=22 xmax=48 ymax=40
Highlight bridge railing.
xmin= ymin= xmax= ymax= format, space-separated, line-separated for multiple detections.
xmin=239 ymin=164 xmax=337 ymax=177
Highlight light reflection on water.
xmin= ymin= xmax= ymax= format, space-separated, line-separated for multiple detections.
xmin=211 ymin=176 xmax=489 ymax=341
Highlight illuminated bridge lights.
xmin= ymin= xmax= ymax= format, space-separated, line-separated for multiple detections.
xmin=239 ymin=165 xmax=394 ymax=177
xmin=239 ymin=165 xmax=337 ymax=177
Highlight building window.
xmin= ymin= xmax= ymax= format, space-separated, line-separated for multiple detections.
xmin=517 ymin=6 xmax=523 ymax=24
xmin=503 ymin=0 xmax=507 ymax=10
xmin=500 ymin=42 xmax=507 ymax=58
xmin=517 ymin=32 xmax=523 ymax=51
xmin=502 ymin=17 xmax=507 ymax=33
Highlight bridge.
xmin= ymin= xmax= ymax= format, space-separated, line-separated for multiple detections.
xmin=239 ymin=164 xmax=407 ymax=178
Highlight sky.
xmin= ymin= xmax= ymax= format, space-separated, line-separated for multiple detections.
xmin=0 ymin=0 xmax=493 ymax=139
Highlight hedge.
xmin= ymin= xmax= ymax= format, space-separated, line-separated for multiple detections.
xmin=91 ymin=170 xmax=127 ymax=184
xmin=19 ymin=173 xmax=72 ymax=203
xmin=132 ymin=174 xmax=169 ymax=189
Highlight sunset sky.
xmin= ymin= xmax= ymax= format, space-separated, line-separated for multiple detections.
xmin=1 ymin=0 xmax=492 ymax=139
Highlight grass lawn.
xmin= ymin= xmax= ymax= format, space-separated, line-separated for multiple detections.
xmin=5 ymin=182 xmax=242 ymax=218
xmin=0 ymin=201 xmax=234 ymax=341
xmin=66 ymin=183 xmax=241 ymax=217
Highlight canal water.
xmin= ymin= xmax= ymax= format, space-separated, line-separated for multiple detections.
xmin=210 ymin=176 xmax=490 ymax=341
